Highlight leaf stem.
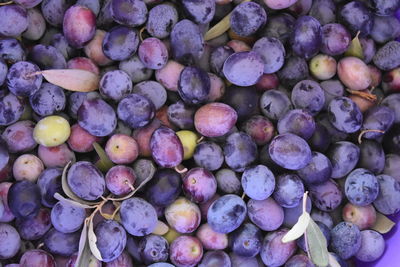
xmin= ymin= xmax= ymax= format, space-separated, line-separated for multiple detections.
xmin=0 ymin=1 xmax=13 ymax=6
xmin=302 ymin=191 xmax=308 ymax=213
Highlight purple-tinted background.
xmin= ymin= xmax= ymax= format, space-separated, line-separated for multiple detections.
xmin=355 ymin=212 xmax=400 ymax=267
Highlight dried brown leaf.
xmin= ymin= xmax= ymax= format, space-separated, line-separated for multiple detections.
xmin=40 ymin=69 xmax=99 ymax=92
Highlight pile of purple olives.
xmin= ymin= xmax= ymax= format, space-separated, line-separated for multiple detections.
xmin=1 ymin=0 xmax=400 ymax=266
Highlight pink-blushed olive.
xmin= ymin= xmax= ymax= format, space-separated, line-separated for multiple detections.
xmin=342 ymin=203 xmax=376 ymax=230
xmin=242 ymin=115 xmax=275 ymax=146
xmin=227 ymin=40 xmax=251 ymax=52
xmin=170 ymin=236 xmax=203 ymax=267
xmin=2 ymin=120 xmax=37 ymax=153
xmin=150 ymin=126 xmax=183 ymax=168
xmin=208 ymin=73 xmax=225 ymax=102
xmin=22 ymin=8 xmax=46 ymax=41
xmin=199 ymin=194 xmax=220 ymax=221
xmin=138 ymin=37 xmax=169 ymax=70
xmin=0 ymin=182 xmax=15 ymax=222
xmin=247 ymin=198 xmax=284 ymax=231
xmin=196 ymin=223 xmax=228 ymax=250
xmin=383 ymin=67 xmax=400 ymax=92
xmin=67 ymin=57 xmax=99 ymax=75
xmin=155 ymin=60 xmax=184 ymax=92
xmin=132 ymin=119 xmax=162 ymax=157
xmin=182 ymin=168 xmax=217 ymax=204
xmin=165 ymin=197 xmax=201 ymax=234
xmin=63 ymin=5 xmax=96 ymax=48
xmin=349 ymin=91 xmax=376 ymax=113
xmin=105 ymin=134 xmax=139 ymax=165
xmin=19 ymin=249 xmax=56 ymax=267
xmin=13 ymin=154 xmax=44 ymax=182
xmin=337 ymin=57 xmax=371 ymax=91
xmin=368 ymin=65 xmax=382 ymax=88
xmin=84 ymin=30 xmax=113 ymax=66
xmin=260 ymin=229 xmax=297 ymax=266
xmin=194 ymin=102 xmax=238 ymax=137
xmin=38 ymin=144 xmax=76 ymax=168
xmin=156 ymin=106 xmax=177 ymax=130
xmin=105 ymin=165 xmax=136 ymax=196
xmin=255 ymin=73 xmax=279 ymax=91
xmin=67 ymin=124 xmax=102 ymax=153
xmin=264 ymin=0 xmax=298 ymax=9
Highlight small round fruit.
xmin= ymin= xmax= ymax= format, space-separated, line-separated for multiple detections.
xmin=309 ymin=54 xmax=337 ymax=80
xmin=165 ymin=197 xmax=201 ymax=234
xmin=33 ymin=116 xmax=71 ymax=147
xmin=176 ymin=130 xmax=198 ymax=160
xmin=13 ymin=154 xmax=44 ymax=182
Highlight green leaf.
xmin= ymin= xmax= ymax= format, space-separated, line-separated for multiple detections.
xmin=75 ymin=219 xmax=91 ymax=267
xmin=344 ymin=32 xmax=364 ymax=59
xmin=40 ymin=69 xmax=100 ymax=92
xmin=371 ymin=212 xmax=396 ymax=234
xmin=204 ymin=13 xmax=232 ymax=41
xmin=306 ymin=219 xmax=329 ymax=267
xmin=88 ymin=217 xmax=103 ymax=261
xmin=61 ymin=162 xmax=102 ymax=206
xmin=54 ymin=193 xmax=95 ymax=209
xmin=282 ymin=212 xmax=311 ymax=243
xmin=328 ymin=253 xmax=341 ymax=267
xmin=93 ymin=142 xmax=114 ymax=172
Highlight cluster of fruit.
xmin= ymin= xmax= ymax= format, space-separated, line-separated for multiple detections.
xmin=0 ymin=0 xmax=400 ymax=266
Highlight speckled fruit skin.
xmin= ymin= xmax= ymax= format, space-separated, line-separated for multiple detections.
xmin=194 ymin=103 xmax=238 ymax=137
xmin=33 ymin=116 xmax=71 ymax=147
xmin=330 ymin=222 xmax=362 ymax=260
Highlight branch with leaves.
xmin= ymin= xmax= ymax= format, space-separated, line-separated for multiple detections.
xmin=54 ymin=142 xmax=157 ymax=267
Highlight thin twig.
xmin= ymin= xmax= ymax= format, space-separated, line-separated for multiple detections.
xmin=358 ymin=129 xmax=385 ymax=144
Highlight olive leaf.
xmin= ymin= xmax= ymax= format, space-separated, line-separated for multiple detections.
xmin=54 ymin=193 xmax=96 ymax=209
xmin=152 ymin=220 xmax=169 ymax=235
xmin=306 ymin=218 xmax=329 ymax=267
xmin=344 ymin=31 xmax=364 ymax=59
xmin=282 ymin=212 xmax=311 ymax=243
xmin=204 ymin=12 xmax=232 ymax=41
xmin=204 ymin=0 xmax=251 ymax=41
xmin=75 ymin=219 xmax=92 ymax=267
xmin=61 ymin=161 xmax=102 ymax=206
xmin=328 ymin=253 xmax=341 ymax=267
xmin=88 ymin=217 xmax=103 ymax=261
xmin=371 ymin=212 xmax=396 ymax=234
xmin=93 ymin=142 xmax=114 ymax=172
xmin=40 ymin=69 xmax=100 ymax=92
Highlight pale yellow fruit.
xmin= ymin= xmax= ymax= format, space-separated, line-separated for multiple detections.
xmin=176 ymin=130 xmax=198 ymax=160
xmin=33 ymin=115 xmax=71 ymax=147
xmin=163 ymin=228 xmax=181 ymax=244
xmin=309 ymin=54 xmax=337 ymax=80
